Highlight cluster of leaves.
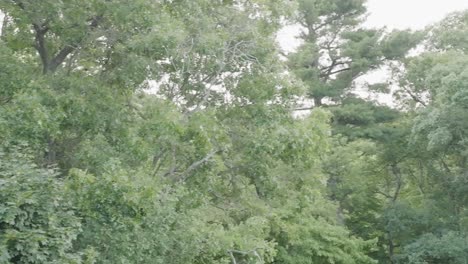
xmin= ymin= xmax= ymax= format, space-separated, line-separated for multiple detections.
xmin=0 ymin=148 xmax=96 ymax=263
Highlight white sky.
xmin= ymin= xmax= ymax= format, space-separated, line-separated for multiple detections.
xmin=0 ymin=12 xmax=4 ymax=33
xmin=365 ymin=0 xmax=468 ymax=30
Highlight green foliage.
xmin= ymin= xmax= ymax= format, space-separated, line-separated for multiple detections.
xmin=0 ymin=45 xmax=32 ymax=104
xmin=0 ymin=148 xmax=93 ymax=264
xmin=380 ymin=30 xmax=424 ymax=60
xmin=397 ymin=232 xmax=468 ymax=264
xmin=1 ymin=1 xmax=468 ymax=263
xmin=271 ymin=196 xmax=378 ymax=264
xmin=289 ymin=0 xmax=420 ymax=106
xmin=427 ymin=10 xmax=468 ymax=53
xmin=330 ymin=97 xmax=400 ymax=140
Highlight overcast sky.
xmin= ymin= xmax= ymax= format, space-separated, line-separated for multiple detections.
xmin=365 ymin=0 xmax=468 ymax=30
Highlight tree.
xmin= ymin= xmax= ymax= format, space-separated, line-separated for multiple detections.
xmin=288 ymin=0 xmax=420 ymax=107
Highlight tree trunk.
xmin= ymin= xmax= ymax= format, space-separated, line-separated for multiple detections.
xmin=314 ymin=97 xmax=323 ymax=107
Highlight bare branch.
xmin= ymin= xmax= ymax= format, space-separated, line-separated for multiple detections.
xmin=229 ymin=251 xmax=237 ymax=264
xmin=324 ymin=67 xmax=351 ymax=77
xmin=401 ymin=85 xmax=427 ymax=107
xmin=294 ymin=106 xmax=314 ymax=111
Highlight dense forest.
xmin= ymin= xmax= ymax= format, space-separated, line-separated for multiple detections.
xmin=0 ymin=0 xmax=467 ymax=263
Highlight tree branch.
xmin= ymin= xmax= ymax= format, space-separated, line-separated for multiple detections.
xmin=229 ymin=251 xmax=237 ymax=264
xmin=15 ymin=0 xmax=104 ymax=74
xmin=374 ymin=190 xmax=393 ymax=199
xmin=390 ymin=164 xmax=402 ymax=202
xmin=322 ymin=67 xmax=351 ymax=78
xmin=402 ymin=86 xmax=427 ymax=107
xmin=177 ymin=150 xmax=219 ymax=181
xmin=294 ymin=106 xmax=314 ymax=111
xmin=320 ymin=60 xmax=351 ymax=81
xmin=46 ymin=15 xmax=102 ymax=73
xmin=47 ymin=45 xmax=75 ymax=73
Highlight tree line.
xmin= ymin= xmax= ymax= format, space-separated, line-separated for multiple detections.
xmin=0 ymin=0 xmax=467 ymax=263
